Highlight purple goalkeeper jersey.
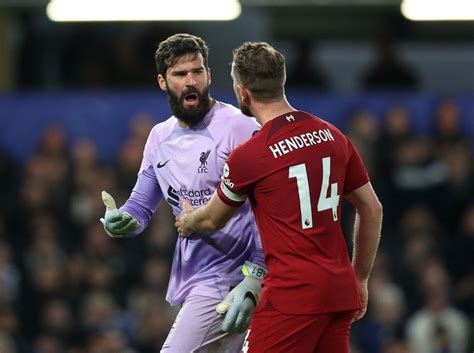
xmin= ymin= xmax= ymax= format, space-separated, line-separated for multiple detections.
xmin=121 ymin=101 xmax=265 ymax=306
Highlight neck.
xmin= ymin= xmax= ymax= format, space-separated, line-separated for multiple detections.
xmin=251 ymin=96 xmax=296 ymax=126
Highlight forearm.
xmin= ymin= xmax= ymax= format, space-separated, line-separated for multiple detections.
xmin=179 ymin=191 xmax=241 ymax=235
xmin=186 ymin=204 xmax=224 ymax=232
xmin=352 ymin=205 xmax=382 ymax=282
xmin=120 ymin=167 xmax=163 ymax=235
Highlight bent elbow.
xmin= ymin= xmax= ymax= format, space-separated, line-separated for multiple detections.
xmin=359 ymin=199 xmax=383 ymax=220
xmin=374 ymin=200 xmax=383 ymax=218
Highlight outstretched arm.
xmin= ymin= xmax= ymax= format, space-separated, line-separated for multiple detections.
xmin=175 ymin=191 xmax=241 ymax=236
xmin=101 ymin=167 xmax=163 ymax=238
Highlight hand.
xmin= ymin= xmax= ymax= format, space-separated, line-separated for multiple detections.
xmin=353 ymin=279 xmax=368 ymax=321
xmin=99 ymin=191 xmax=140 ymax=238
xmin=175 ymin=198 xmax=194 ymax=236
xmin=217 ymin=261 xmax=267 ymax=334
xmin=218 ymin=295 xmax=255 ymax=334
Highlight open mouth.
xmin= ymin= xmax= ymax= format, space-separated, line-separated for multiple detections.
xmin=183 ymin=93 xmax=199 ymax=107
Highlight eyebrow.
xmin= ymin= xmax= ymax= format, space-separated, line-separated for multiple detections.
xmin=171 ymin=67 xmax=205 ymax=75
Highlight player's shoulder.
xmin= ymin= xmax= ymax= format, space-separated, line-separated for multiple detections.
xmin=212 ymin=101 xmax=260 ymax=129
xmin=301 ymin=111 xmax=348 ymax=141
xmin=229 ymin=125 xmax=262 ymax=158
xmin=148 ymin=115 xmax=178 ymax=140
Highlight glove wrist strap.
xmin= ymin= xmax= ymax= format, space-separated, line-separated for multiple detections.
xmin=245 ymin=291 xmax=258 ymax=307
xmin=242 ymin=261 xmax=267 ymax=281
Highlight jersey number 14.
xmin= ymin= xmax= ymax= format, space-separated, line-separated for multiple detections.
xmin=289 ymin=157 xmax=340 ymax=230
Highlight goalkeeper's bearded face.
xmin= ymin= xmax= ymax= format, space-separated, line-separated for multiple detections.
xmin=167 ymin=84 xmax=212 ymax=127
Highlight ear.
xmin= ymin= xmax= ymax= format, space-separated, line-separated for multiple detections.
xmin=239 ymin=84 xmax=251 ymax=105
xmin=207 ymin=67 xmax=212 ymax=85
xmin=157 ymin=74 xmax=167 ymax=91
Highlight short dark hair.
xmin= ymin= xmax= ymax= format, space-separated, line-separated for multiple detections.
xmin=154 ymin=33 xmax=209 ymax=78
xmin=232 ymin=42 xmax=286 ymax=102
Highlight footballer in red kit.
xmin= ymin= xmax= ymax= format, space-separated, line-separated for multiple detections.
xmin=217 ymin=111 xmax=368 ymax=315
xmin=176 ymin=42 xmax=383 ymax=352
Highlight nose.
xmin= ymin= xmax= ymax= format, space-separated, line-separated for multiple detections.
xmin=185 ymin=72 xmax=197 ymax=86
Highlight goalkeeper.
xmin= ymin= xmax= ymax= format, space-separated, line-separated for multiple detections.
xmin=100 ymin=33 xmax=266 ymax=353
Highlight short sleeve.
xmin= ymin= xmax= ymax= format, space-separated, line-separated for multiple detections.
xmin=217 ymin=144 xmax=256 ymax=207
xmin=343 ymin=138 xmax=370 ymax=195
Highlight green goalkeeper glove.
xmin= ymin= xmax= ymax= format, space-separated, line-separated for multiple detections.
xmin=217 ymin=261 xmax=267 ymax=334
xmin=99 ymin=191 xmax=140 ymax=238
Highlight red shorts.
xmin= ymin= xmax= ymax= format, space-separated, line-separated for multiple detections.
xmin=242 ymin=299 xmax=356 ymax=353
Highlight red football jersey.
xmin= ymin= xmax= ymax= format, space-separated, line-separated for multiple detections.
xmin=217 ymin=111 xmax=370 ymax=314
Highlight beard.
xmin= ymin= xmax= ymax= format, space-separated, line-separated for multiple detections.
xmin=167 ymin=85 xmax=212 ymax=127
xmin=233 ymin=85 xmax=252 ymax=117
xmin=238 ymin=101 xmax=252 ymax=117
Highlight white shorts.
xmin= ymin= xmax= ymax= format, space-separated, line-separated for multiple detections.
xmin=161 ymin=294 xmax=245 ymax=353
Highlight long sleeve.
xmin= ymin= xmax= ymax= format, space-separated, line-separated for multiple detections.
xmin=120 ymin=166 xmax=163 ymax=236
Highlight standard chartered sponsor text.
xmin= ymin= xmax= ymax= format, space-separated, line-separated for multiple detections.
xmin=179 ymin=187 xmax=212 ymax=206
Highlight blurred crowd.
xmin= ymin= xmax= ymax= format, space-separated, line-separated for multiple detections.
xmin=0 ymin=97 xmax=472 ymax=353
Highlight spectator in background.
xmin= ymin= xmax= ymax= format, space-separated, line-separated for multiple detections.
xmin=351 ymin=272 xmax=407 ymax=353
xmin=128 ymin=113 xmax=155 ymax=147
xmin=108 ymin=36 xmax=149 ymax=88
xmin=126 ymin=264 xmax=177 ymax=352
xmin=39 ymin=299 xmax=74 ymax=343
xmin=390 ymin=205 xmax=444 ymax=312
xmin=446 ymin=204 xmax=474 ymax=318
xmin=406 ymin=258 xmax=469 ymax=353
xmin=114 ymin=114 xmax=154 ymax=194
xmin=286 ymin=40 xmax=328 ymax=90
xmin=0 ymin=333 xmax=17 ymax=353
xmin=32 ymin=334 xmax=64 ymax=353
xmin=0 ymin=241 xmax=20 ymax=306
xmin=437 ymin=141 xmax=474 ymax=231
xmin=379 ymin=111 xmax=449 ymax=224
xmin=381 ymin=338 xmax=411 ymax=353
xmin=35 ymin=124 xmax=69 ymax=160
xmin=363 ymin=38 xmax=418 ymax=91
xmin=86 ymin=327 xmax=137 ymax=353
xmin=0 ymin=305 xmax=27 ymax=353
xmin=0 ymin=150 xmax=19 ymax=206
xmin=432 ymin=99 xmax=470 ymax=155
xmin=374 ymin=105 xmax=413 ymax=183
xmin=79 ymin=290 xmax=134 ymax=339
xmin=345 ymin=108 xmax=380 ymax=178
xmin=69 ymin=138 xmax=109 ymax=233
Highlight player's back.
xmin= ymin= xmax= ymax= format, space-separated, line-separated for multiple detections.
xmin=226 ymin=111 xmax=369 ymax=314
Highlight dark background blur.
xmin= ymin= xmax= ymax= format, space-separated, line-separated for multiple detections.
xmin=0 ymin=1 xmax=473 ymax=352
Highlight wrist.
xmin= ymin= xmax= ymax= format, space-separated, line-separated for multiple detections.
xmin=355 ymin=276 xmax=369 ymax=284
xmin=242 ymin=261 xmax=267 ymax=282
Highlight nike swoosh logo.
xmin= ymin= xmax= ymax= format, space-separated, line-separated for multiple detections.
xmin=157 ymin=160 xmax=170 ymax=168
